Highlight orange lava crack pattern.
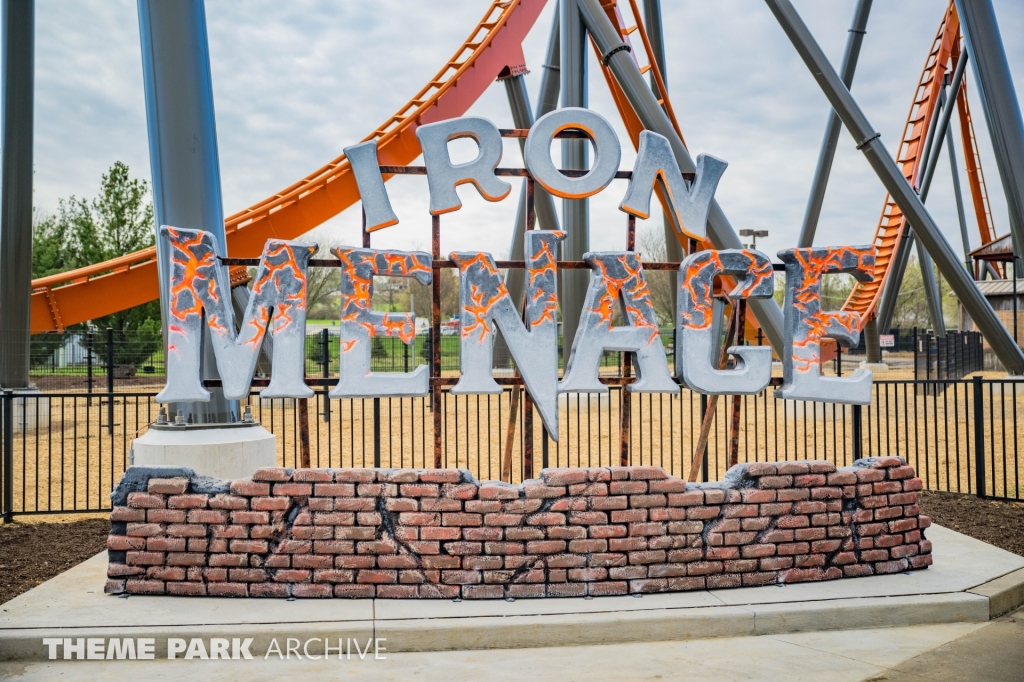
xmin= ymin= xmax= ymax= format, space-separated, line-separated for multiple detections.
xmin=334 ymin=247 xmax=432 ymax=347
xmin=677 ymin=250 xmax=774 ymax=331
xmin=779 ymin=246 xmax=875 ymax=374
xmin=587 ymin=253 xmax=660 ymax=344
xmin=159 ymin=227 xmax=316 ymax=403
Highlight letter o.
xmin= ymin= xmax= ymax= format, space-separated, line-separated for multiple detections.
xmin=524 ymin=108 xmax=621 ymax=199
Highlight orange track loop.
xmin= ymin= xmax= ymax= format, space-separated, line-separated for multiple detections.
xmin=30 ymin=0 xmax=546 ymax=332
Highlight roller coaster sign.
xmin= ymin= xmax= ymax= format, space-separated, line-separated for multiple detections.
xmin=156 ymin=110 xmax=876 ymax=439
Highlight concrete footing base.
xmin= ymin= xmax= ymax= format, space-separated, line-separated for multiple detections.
xmin=859 ymin=362 xmax=889 ymax=373
xmin=1 ymin=526 xmax=1021 ymax=660
xmin=131 ymin=423 xmax=276 ymax=480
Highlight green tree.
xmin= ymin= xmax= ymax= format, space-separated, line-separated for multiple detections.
xmin=32 ymin=162 xmax=161 ymax=368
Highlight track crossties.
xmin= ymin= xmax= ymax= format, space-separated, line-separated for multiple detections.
xmin=104 ymin=457 xmax=931 ymax=599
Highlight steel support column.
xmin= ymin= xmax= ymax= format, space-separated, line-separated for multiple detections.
xmin=797 ymin=0 xmax=872 ymax=248
xmin=0 ymin=0 xmax=33 ymax=389
xmin=503 ymin=11 xmax=561 ymax=320
xmin=641 ymin=0 xmax=682 ymax=270
xmin=578 ymin=0 xmax=786 ymax=353
xmin=955 ymin=0 xmax=1024 ymax=263
xmin=947 ymin=117 xmax=972 ymax=270
xmin=138 ymin=0 xmax=238 ymax=421
xmin=765 ymin=0 xmax=1024 ymax=374
xmin=560 ymin=0 xmax=589 ymax=365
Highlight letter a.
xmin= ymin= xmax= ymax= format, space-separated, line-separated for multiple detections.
xmin=450 ymin=231 xmax=565 ymax=439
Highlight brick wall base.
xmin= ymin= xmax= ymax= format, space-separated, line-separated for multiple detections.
xmin=104 ymin=457 xmax=931 ymax=599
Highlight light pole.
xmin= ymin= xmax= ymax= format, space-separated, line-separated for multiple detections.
xmin=739 ymin=229 xmax=769 ymax=250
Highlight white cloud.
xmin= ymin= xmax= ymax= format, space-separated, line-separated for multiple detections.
xmin=28 ymin=0 xmax=1024 ymax=263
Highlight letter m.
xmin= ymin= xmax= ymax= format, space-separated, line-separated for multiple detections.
xmin=156 ymin=227 xmax=317 ymax=403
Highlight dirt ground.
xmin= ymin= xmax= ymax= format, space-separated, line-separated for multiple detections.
xmin=2 ymin=491 xmax=1023 ymax=606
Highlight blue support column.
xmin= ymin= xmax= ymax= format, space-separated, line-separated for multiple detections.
xmin=138 ymin=0 xmax=237 ymax=422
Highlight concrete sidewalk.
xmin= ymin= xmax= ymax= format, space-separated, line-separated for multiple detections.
xmin=0 ymin=616 xmax=1019 ymax=681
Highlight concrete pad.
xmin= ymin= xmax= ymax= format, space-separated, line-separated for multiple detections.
xmin=2 ymin=524 xmax=1020 ymax=661
xmin=968 ymin=567 xmax=1024 ymax=617
xmin=131 ymin=423 xmax=276 ymax=479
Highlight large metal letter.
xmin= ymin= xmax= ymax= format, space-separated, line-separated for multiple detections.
xmin=415 ymin=117 xmax=511 ymax=215
xmin=157 ymin=228 xmax=316 ymax=403
xmin=676 ymin=249 xmax=774 ymax=394
xmin=331 ymin=248 xmax=432 ymax=398
xmin=524 ymin=107 xmax=621 ymax=199
xmin=345 ymin=140 xmax=399 ymax=232
xmin=775 ymin=246 xmax=875 ymax=405
xmin=560 ymin=252 xmax=678 ymax=394
xmin=450 ymin=231 xmax=565 ymax=438
xmin=620 ymin=131 xmax=727 ymax=242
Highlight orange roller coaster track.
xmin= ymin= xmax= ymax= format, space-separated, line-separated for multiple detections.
xmin=29 ymin=0 xmax=546 ymax=333
xmin=841 ymin=0 xmax=995 ymax=328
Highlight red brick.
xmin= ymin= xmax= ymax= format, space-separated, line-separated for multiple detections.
xmin=110 ymin=507 xmax=146 ymax=522
xmin=776 ymin=462 xmax=810 ymax=475
xmin=705 ymin=546 xmax=740 ymax=560
xmin=611 ymin=537 xmax=648 ymax=552
xmin=686 ymin=561 xmax=723 ymax=576
xmin=776 ymin=488 xmax=810 ymax=502
xmin=464 ymin=500 xmax=501 ymax=513
xmin=148 ymin=477 xmax=189 ymax=495
xmin=610 ymin=481 xmax=647 ymax=495
xmin=810 ymin=487 xmax=843 ymax=500
xmin=335 ymin=584 xmax=376 ymax=598
xmin=760 ymin=556 xmax=794 ymax=571
xmin=666 ymin=548 xmax=702 ymax=563
xmin=630 ymin=494 xmax=668 ymax=508
xmin=167 ymin=494 xmax=208 ymax=509
xmin=355 ymin=569 xmax=397 ymax=584
xmin=775 ymin=515 xmax=810 ymax=529
xmin=626 ymin=466 xmax=668 ymax=480
xmin=464 ymin=526 xmax=504 ymax=541
xmin=126 ymin=579 xmax=165 ymax=595
xmin=686 ymin=506 xmax=721 ymax=520
xmin=166 ymin=552 xmax=206 ymax=566
xmin=166 ymin=523 xmax=206 ymax=538
xmin=667 ymin=491 xmax=705 ymax=507
xmin=529 ymin=540 xmax=568 ymax=554
xmin=420 ymin=470 xmax=465 ymax=484
xmin=228 ymin=539 xmax=268 ymax=553
xmin=776 ymin=542 xmax=810 ymax=556
xmin=909 ymin=554 xmax=933 ymax=569
xmin=874 ymin=559 xmax=909 ymax=574
xmin=542 ymin=468 xmax=589 ymax=486
xmin=398 ymin=483 xmax=439 ymax=498
xmin=251 ymin=497 xmax=290 ymax=511
xmin=524 ymin=511 xmax=565 ymax=526
xmin=464 ymin=556 xmax=504 ymax=570
xmin=184 ymin=509 xmax=225 ymax=525
xmin=443 ymin=512 xmax=483 ymax=526
xmin=745 ymin=462 xmax=778 ymax=477
xmin=861 ymin=549 xmax=889 ymax=562
xmin=501 ymin=499 xmax=544 ymax=513
xmin=229 ymin=568 xmax=268 ymax=582
xmin=249 ymin=583 xmax=289 ymax=598
xmin=478 ymin=484 xmax=520 ymax=500
xmin=589 ymin=553 xmax=628 ymax=567
xmin=206 ymin=582 xmax=246 ymax=597
xmin=826 ymin=471 xmax=857 ymax=486
xmin=148 ymin=537 xmax=187 ymax=552
xmin=107 ymin=535 xmax=146 ymax=551
xmin=757 ymin=476 xmax=794 ymax=489
xmin=629 ymin=522 xmax=667 ymax=536
xmin=524 ymin=483 xmax=566 ymax=499
xmin=648 ymin=479 xmax=688 ymax=493
xmin=334 ymin=497 xmax=377 ymax=511
xmin=293 ymin=554 xmax=334 ymax=569
xmin=549 ymin=526 xmax=588 ymax=539
xmin=127 ymin=492 xmax=166 ymax=509
xmin=903 ymin=478 xmax=924 ymax=492
xmin=421 ymin=526 xmax=462 ymax=540
xmin=887 ymin=465 xmax=915 ymax=480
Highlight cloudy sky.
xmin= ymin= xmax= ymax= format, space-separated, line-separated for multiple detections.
xmin=31 ymin=0 xmax=1024 ymax=262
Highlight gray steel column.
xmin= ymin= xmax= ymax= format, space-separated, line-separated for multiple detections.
xmin=642 ymin=0 xmax=682 ymax=268
xmin=560 ymin=0 xmax=589 ymax=365
xmin=915 ymin=241 xmax=945 ymax=334
xmin=946 ymin=118 xmax=972 ymax=269
xmin=765 ymin=0 xmax=1024 ymax=374
xmin=864 ymin=317 xmax=881 ymax=363
xmin=504 ymin=12 xmax=561 ymax=316
xmin=138 ymin=0 xmax=238 ymax=421
xmin=798 ymin=0 xmax=872 ymax=248
xmin=955 ymin=0 xmax=1024 ymax=263
xmin=0 ymin=0 xmax=33 ymax=390
xmin=578 ymin=0 xmax=787 ymax=352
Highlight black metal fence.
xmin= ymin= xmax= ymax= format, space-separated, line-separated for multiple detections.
xmin=27 ymin=327 xmax=673 ymax=392
xmin=2 ymin=376 xmax=1021 ymax=519
xmin=913 ymin=329 xmax=985 ymax=381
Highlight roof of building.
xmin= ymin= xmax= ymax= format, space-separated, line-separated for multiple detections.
xmin=964 ymin=278 xmax=1024 ymax=297
xmin=968 ymin=234 xmax=1015 ymax=260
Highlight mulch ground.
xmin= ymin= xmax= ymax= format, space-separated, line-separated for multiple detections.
xmin=0 ymin=491 xmax=1022 ymax=605
xmin=919 ymin=490 xmax=1024 ymax=557
xmin=0 ymin=518 xmax=109 ymax=605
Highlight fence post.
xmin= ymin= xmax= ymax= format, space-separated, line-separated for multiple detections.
xmin=3 ymin=390 xmax=12 ymax=522
xmin=321 ymin=328 xmax=330 ymax=424
xmin=106 ymin=327 xmax=114 ymax=435
xmin=700 ymin=394 xmax=709 ymax=482
xmin=852 ymin=404 xmax=863 ymax=460
xmin=373 ymin=397 xmax=381 ymax=468
xmin=86 ymin=331 xmax=94 ymax=400
xmin=973 ymin=375 xmax=986 ymax=499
